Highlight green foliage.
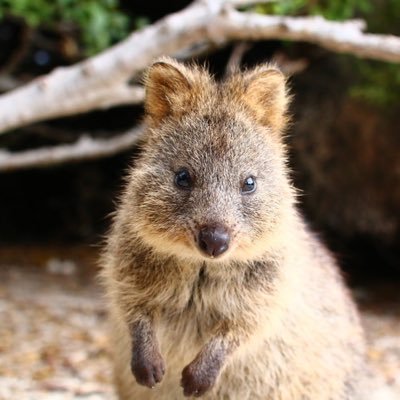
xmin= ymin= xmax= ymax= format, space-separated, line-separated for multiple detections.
xmin=350 ymin=62 xmax=400 ymax=107
xmin=0 ymin=0 xmax=131 ymax=55
xmin=254 ymin=0 xmax=400 ymax=107
xmin=253 ymin=0 xmax=372 ymax=20
xmin=133 ymin=16 xmax=150 ymax=31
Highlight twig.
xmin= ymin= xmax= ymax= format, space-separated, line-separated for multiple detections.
xmin=225 ymin=41 xmax=252 ymax=77
xmin=273 ymin=52 xmax=309 ymax=76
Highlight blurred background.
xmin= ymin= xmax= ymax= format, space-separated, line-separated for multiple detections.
xmin=0 ymin=1 xmax=399 ymax=399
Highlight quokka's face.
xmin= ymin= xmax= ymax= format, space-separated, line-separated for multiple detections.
xmin=128 ymin=58 xmax=293 ymax=263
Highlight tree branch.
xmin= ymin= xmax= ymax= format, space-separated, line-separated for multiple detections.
xmin=0 ymin=127 xmax=144 ymax=172
xmin=0 ymin=0 xmax=400 ymax=171
xmin=217 ymin=11 xmax=400 ymax=63
xmin=0 ymin=0 xmax=227 ymax=135
xmin=0 ymin=0 xmax=399 ymax=138
xmin=225 ymin=42 xmax=252 ymax=77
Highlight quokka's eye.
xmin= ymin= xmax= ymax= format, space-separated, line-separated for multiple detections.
xmin=241 ymin=176 xmax=256 ymax=195
xmin=174 ymin=168 xmax=193 ymax=190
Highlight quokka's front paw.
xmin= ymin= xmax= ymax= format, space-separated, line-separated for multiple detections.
xmin=181 ymin=357 xmax=221 ymax=397
xmin=131 ymin=347 xmax=165 ymax=388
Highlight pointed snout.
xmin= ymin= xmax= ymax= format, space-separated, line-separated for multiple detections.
xmin=197 ymin=224 xmax=230 ymax=258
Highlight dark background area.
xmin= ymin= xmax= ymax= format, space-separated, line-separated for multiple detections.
xmin=0 ymin=1 xmax=399 ymax=283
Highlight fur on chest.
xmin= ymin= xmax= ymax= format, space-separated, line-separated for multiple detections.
xmin=155 ymin=266 xmax=235 ymax=320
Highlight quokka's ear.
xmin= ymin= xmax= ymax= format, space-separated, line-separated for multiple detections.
xmin=144 ymin=58 xmax=192 ymax=124
xmin=241 ymin=67 xmax=289 ymax=132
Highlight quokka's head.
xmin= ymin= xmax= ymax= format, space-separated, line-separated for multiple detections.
xmin=125 ymin=57 xmax=295 ymax=263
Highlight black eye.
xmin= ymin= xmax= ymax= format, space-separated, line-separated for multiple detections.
xmin=175 ymin=168 xmax=193 ymax=190
xmin=241 ymin=176 xmax=256 ymax=194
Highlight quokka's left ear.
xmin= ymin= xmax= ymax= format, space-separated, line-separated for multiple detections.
xmin=239 ymin=66 xmax=290 ymax=132
xmin=144 ymin=57 xmax=213 ymax=126
xmin=144 ymin=57 xmax=192 ymax=124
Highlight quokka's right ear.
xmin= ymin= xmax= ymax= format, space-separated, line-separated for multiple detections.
xmin=144 ymin=58 xmax=192 ymax=124
xmin=240 ymin=66 xmax=290 ymax=132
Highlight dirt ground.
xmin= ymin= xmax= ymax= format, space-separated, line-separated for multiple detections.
xmin=0 ymin=246 xmax=399 ymax=400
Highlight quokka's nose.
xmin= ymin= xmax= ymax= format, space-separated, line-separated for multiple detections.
xmin=197 ymin=225 xmax=230 ymax=258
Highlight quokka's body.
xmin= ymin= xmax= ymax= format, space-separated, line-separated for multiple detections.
xmin=101 ymin=58 xmax=373 ymax=399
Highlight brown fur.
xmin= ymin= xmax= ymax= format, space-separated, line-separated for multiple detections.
xmin=100 ymin=58 xmax=375 ymax=399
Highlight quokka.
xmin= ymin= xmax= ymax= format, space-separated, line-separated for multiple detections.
xmin=101 ymin=57 xmax=380 ymax=399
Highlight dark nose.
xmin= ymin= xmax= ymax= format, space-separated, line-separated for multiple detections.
xmin=197 ymin=225 xmax=230 ymax=258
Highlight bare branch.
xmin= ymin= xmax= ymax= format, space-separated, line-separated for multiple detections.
xmin=225 ymin=42 xmax=252 ymax=77
xmin=0 ymin=126 xmax=144 ymax=172
xmin=218 ymin=11 xmax=400 ymax=63
xmin=0 ymin=0 xmax=399 ymax=136
xmin=0 ymin=0 xmax=223 ymax=135
xmin=88 ymin=85 xmax=145 ymax=109
xmin=273 ymin=52 xmax=309 ymax=76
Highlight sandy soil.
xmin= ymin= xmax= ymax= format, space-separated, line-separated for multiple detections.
xmin=0 ymin=246 xmax=399 ymax=399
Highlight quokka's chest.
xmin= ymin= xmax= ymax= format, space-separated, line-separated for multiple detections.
xmin=155 ymin=269 xmax=224 ymax=316
xmin=148 ymin=268 xmax=242 ymax=327
xmin=149 ymin=275 xmax=223 ymax=357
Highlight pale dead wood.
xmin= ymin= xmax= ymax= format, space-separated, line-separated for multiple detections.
xmin=0 ymin=126 xmax=144 ymax=172
xmin=0 ymin=0 xmax=231 ymax=135
xmin=217 ymin=10 xmax=400 ymax=63
xmin=0 ymin=0 xmax=399 ymax=137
